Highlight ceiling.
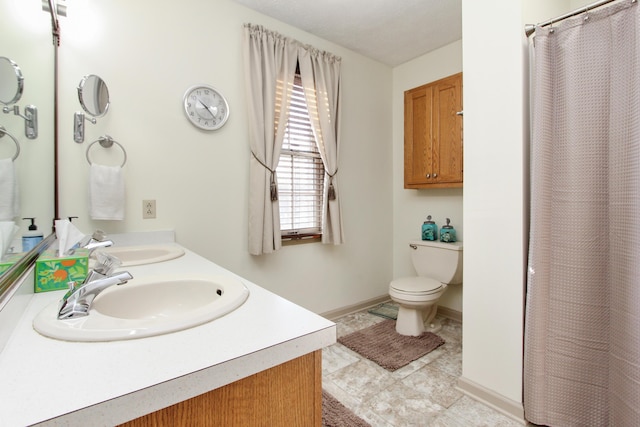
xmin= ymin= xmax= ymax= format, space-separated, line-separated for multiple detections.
xmin=230 ymin=0 xmax=462 ymax=67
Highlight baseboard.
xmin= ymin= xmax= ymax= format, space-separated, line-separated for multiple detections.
xmin=320 ymin=295 xmax=390 ymax=321
xmin=456 ymin=376 xmax=526 ymax=425
xmin=437 ymin=305 xmax=462 ymax=323
xmin=320 ymin=295 xmax=463 ymax=323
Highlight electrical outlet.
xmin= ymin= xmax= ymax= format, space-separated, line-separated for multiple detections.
xmin=143 ymin=199 xmax=156 ymax=219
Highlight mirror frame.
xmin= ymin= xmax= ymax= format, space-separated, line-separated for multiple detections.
xmin=77 ymin=74 xmax=110 ymax=118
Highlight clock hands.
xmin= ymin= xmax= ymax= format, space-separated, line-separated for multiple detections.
xmin=196 ymin=97 xmax=219 ymax=118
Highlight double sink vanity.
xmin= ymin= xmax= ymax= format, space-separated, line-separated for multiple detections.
xmin=0 ymin=232 xmax=336 ymax=426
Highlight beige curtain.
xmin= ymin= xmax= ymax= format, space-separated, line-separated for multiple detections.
xmin=298 ymin=47 xmax=345 ymax=245
xmin=525 ymin=2 xmax=640 ymax=426
xmin=244 ymin=24 xmax=344 ymax=253
xmin=243 ymin=24 xmax=297 ymax=255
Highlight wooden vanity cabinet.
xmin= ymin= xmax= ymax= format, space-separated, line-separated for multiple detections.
xmin=404 ymin=72 xmax=463 ymax=189
xmin=120 ymin=351 xmax=321 ymax=427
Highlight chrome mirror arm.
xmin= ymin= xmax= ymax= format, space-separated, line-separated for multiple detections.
xmin=2 ymin=104 xmax=38 ymax=139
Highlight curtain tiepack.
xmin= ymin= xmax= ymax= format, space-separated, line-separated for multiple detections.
xmin=243 ymin=23 xmax=344 ymax=255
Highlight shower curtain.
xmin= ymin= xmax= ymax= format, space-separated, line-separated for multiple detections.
xmin=525 ymin=1 xmax=640 ymax=426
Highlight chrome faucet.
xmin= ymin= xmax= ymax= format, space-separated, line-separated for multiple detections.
xmin=81 ymin=229 xmax=113 ymax=254
xmin=58 ymin=270 xmax=133 ymax=319
xmin=84 ymin=239 xmax=114 ymax=253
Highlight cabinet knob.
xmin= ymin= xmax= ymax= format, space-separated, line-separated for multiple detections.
xmin=433 ymin=173 xmax=438 ymax=178
xmin=456 ymin=110 xmax=464 ymax=116
xmin=426 ymin=173 xmax=431 ymax=178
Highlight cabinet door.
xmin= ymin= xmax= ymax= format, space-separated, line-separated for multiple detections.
xmin=432 ymin=73 xmax=463 ymax=184
xmin=404 ymin=85 xmax=434 ymax=186
xmin=404 ymin=72 xmax=463 ymax=189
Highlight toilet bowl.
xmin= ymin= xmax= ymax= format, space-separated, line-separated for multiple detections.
xmin=389 ymin=240 xmax=462 ymax=336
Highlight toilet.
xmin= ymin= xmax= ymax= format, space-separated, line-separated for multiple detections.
xmin=389 ymin=240 xmax=463 ymax=336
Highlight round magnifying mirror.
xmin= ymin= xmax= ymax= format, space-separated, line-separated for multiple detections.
xmin=78 ymin=74 xmax=110 ymax=117
xmin=0 ymin=57 xmax=24 ymax=106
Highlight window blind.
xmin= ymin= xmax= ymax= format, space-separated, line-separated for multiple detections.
xmin=277 ymin=75 xmax=324 ymax=237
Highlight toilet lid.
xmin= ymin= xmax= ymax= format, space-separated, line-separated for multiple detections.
xmin=390 ymin=277 xmax=443 ymax=295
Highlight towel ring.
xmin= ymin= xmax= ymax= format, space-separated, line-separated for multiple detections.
xmin=0 ymin=126 xmax=20 ymax=161
xmin=86 ymin=135 xmax=127 ymax=167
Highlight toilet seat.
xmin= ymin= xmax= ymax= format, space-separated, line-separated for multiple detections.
xmin=389 ymin=277 xmax=443 ymax=296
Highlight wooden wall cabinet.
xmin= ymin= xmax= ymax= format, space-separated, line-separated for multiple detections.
xmin=404 ymin=72 xmax=463 ymax=189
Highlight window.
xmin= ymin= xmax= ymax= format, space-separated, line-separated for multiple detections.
xmin=276 ymin=73 xmax=325 ymax=239
xmin=244 ymin=24 xmax=343 ymax=254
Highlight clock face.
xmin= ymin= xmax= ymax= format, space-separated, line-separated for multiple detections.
xmin=183 ymin=85 xmax=229 ymax=130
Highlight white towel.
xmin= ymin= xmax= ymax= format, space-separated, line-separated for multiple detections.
xmin=0 ymin=158 xmax=19 ymax=221
xmin=89 ymin=164 xmax=125 ymax=220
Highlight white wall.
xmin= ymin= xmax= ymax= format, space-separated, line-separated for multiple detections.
xmin=461 ymin=0 xmax=527 ymax=407
xmin=571 ymin=0 xmax=595 ymax=9
xmin=459 ymin=0 xmax=590 ymax=417
xmin=392 ymin=41 xmax=463 ymax=312
xmin=56 ymin=0 xmax=394 ymax=314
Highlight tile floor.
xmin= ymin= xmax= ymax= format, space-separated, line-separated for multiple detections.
xmin=322 ymin=307 xmax=523 ymax=427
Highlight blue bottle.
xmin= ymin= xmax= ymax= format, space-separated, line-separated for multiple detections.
xmin=440 ymin=218 xmax=457 ymax=243
xmin=421 ymin=215 xmax=438 ymax=241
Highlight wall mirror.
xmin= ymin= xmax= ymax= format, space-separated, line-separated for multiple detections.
xmin=0 ymin=57 xmax=24 ymax=106
xmin=0 ymin=1 xmax=55 ymax=290
xmin=78 ymin=74 xmax=110 ymax=117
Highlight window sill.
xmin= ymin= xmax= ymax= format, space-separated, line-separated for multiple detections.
xmin=282 ymin=234 xmax=321 ymax=246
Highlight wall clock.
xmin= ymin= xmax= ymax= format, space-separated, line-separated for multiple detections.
xmin=183 ymin=84 xmax=230 ymax=130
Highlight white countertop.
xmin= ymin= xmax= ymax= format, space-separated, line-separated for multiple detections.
xmin=0 ymin=242 xmax=336 ymax=426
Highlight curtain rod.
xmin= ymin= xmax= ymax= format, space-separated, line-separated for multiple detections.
xmin=524 ymin=0 xmax=635 ymax=37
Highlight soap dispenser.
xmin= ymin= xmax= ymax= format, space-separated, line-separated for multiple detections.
xmin=439 ymin=218 xmax=457 ymax=243
xmin=22 ymin=217 xmax=43 ymax=252
xmin=421 ymin=215 xmax=438 ymax=241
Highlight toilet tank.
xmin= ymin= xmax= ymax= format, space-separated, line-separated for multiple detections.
xmin=409 ymin=240 xmax=463 ymax=284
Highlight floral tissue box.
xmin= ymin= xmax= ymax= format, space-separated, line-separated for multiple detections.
xmin=35 ymin=249 xmax=89 ymax=293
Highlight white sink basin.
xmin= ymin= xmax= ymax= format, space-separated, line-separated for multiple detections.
xmin=100 ymin=244 xmax=185 ymax=266
xmin=32 ymin=274 xmax=249 ymax=342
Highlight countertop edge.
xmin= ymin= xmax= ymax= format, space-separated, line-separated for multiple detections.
xmin=35 ymin=325 xmax=336 ymax=426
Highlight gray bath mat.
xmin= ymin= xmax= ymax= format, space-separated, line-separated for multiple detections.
xmin=338 ymin=319 xmax=445 ymax=371
xmin=322 ymin=389 xmax=371 ymax=427
xmin=367 ymin=302 xmax=399 ymax=320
